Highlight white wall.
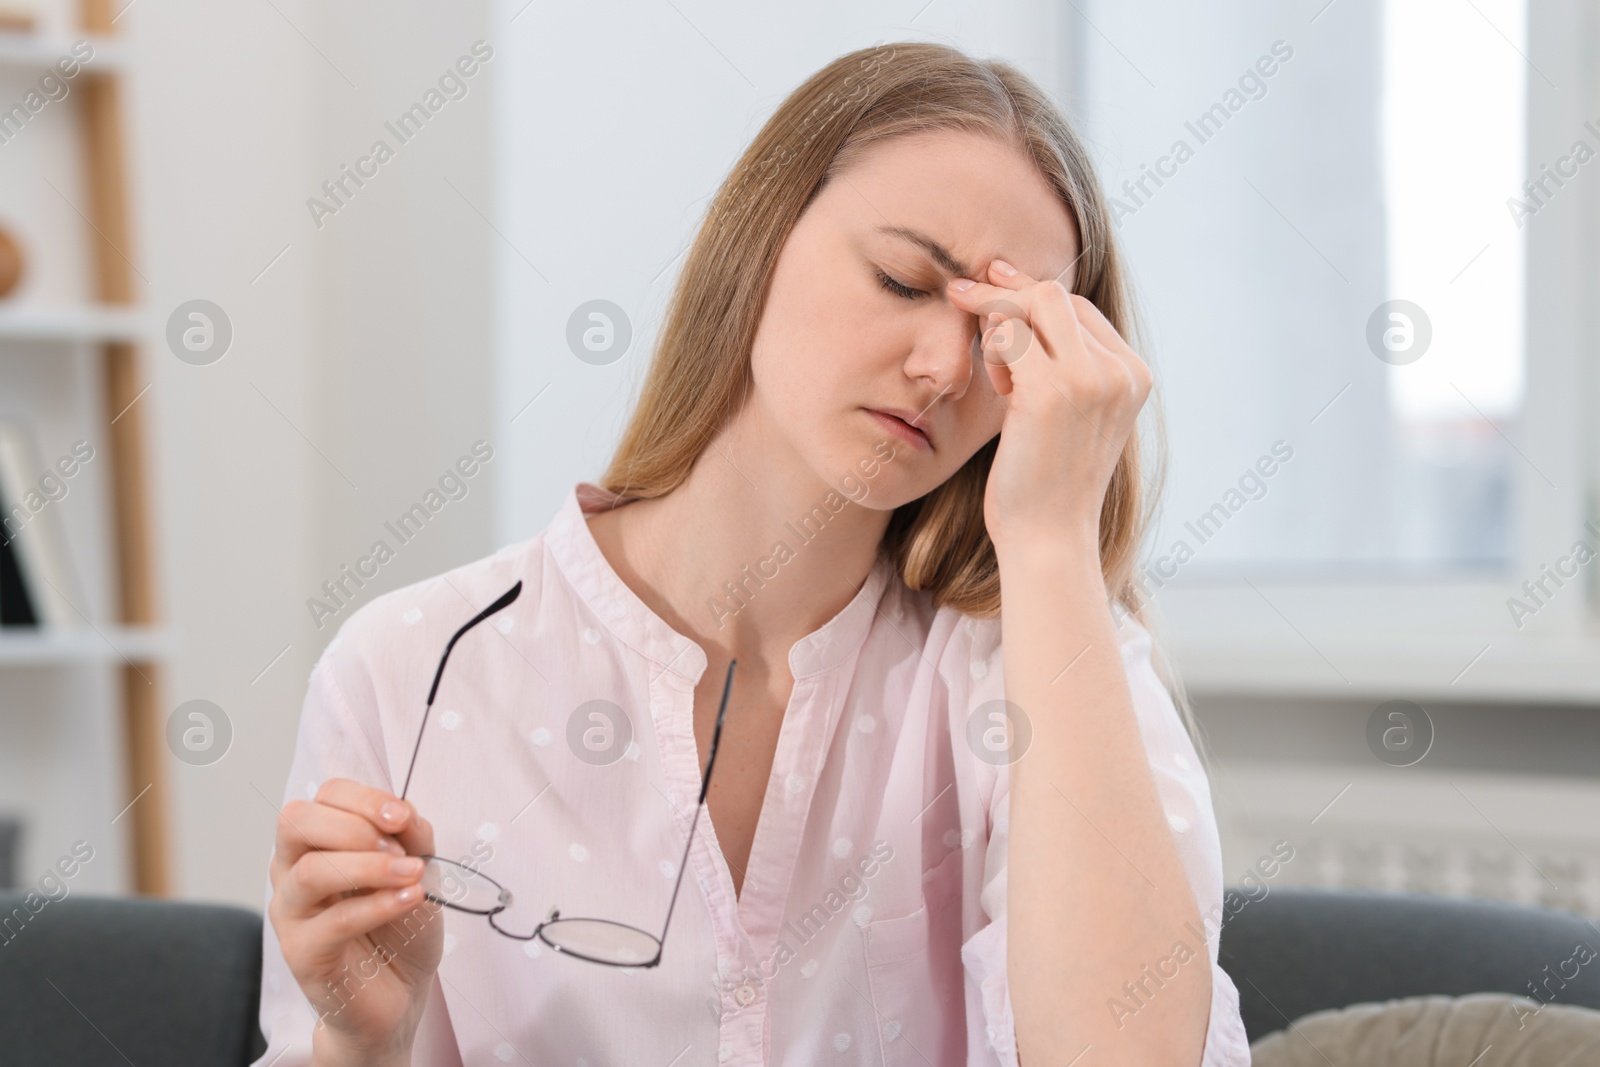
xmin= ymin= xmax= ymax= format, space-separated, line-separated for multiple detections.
xmin=129 ymin=0 xmax=494 ymax=907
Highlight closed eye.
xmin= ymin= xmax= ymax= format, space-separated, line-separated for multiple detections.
xmin=875 ymin=270 xmax=925 ymax=300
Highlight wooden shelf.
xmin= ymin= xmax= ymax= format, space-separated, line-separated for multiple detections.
xmin=0 ymin=304 xmax=147 ymax=344
xmin=0 ymin=32 xmax=125 ymax=72
xmin=0 ymin=625 xmax=175 ymax=666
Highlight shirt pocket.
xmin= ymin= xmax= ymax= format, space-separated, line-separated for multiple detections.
xmin=862 ymin=847 xmax=966 ymax=1065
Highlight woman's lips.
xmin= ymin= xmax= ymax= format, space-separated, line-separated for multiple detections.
xmin=864 ymin=408 xmax=932 ymax=451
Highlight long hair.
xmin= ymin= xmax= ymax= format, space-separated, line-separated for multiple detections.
xmin=597 ymin=41 xmax=1210 ymax=768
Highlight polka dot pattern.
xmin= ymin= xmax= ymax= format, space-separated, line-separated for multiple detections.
xmin=943 ymin=829 xmax=974 ymax=849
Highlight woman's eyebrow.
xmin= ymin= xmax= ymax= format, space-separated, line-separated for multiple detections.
xmin=875 ymin=224 xmax=980 ymax=279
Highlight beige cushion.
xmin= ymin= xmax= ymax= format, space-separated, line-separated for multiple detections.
xmin=1249 ymin=992 xmax=1600 ymax=1066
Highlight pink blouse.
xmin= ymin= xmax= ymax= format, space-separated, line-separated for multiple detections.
xmin=253 ymin=480 xmax=1250 ymax=1066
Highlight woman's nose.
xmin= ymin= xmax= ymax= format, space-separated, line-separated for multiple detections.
xmin=904 ymin=313 xmax=977 ymax=400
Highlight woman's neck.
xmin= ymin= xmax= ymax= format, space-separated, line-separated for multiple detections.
xmin=588 ymin=421 xmax=890 ymax=666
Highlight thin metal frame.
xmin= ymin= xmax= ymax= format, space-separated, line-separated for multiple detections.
xmin=397 ymin=579 xmax=734 ymax=968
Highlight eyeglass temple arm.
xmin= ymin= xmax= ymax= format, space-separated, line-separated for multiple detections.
xmin=399 ymin=580 xmax=523 ymax=802
xmin=656 ymin=657 xmax=735 ymax=947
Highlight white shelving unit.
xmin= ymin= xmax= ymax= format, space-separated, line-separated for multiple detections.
xmin=0 ymin=303 xmax=147 ymax=343
xmin=0 ymin=36 xmax=122 ymax=74
xmin=0 ymin=3 xmax=170 ymax=896
xmin=0 ymin=624 xmax=175 ymax=666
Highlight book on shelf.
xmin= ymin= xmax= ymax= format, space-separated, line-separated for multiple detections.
xmin=0 ymin=513 xmax=35 ymax=624
xmin=0 ymin=418 xmax=87 ymax=629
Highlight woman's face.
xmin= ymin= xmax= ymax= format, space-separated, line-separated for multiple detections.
xmin=743 ymin=129 xmax=1081 ymax=511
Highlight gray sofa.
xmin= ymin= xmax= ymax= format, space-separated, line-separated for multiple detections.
xmin=1220 ymin=886 xmax=1600 ymax=1041
xmin=0 ymin=892 xmax=267 ymax=1064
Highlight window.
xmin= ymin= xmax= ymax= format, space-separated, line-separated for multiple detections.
xmin=1070 ymin=0 xmax=1598 ymax=696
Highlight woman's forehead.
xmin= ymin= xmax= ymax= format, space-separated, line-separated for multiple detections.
xmin=830 ymin=133 xmax=1080 ymax=279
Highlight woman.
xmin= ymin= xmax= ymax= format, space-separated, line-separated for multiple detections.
xmin=256 ymin=41 xmax=1250 ymax=1066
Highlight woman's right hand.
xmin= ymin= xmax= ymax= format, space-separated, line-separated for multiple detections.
xmin=268 ymin=777 xmax=445 ymax=1066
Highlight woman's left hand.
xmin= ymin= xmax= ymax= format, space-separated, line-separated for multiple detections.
xmin=945 ymin=258 xmax=1152 ymax=561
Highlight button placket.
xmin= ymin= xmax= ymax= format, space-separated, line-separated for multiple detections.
xmin=735 ymin=672 xmax=828 ymax=944
xmin=655 ymin=668 xmax=749 ymax=1005
xmin=716 ymin=986 xmax=767 ymax=1062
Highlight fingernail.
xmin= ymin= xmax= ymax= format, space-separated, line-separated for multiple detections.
xmin=375 ymin=836 xmax=403 ymax=854
xmin=397 ymin=885 xmax=418 ymax=903
xmin=991 ymin=259 xmax=1017 ymax=276
xmin=391 ymin=856 xmax=424 ymax=877
xmin=379 ymin=802 xmax=405 ymax=825
xmin=949 ymin=278 xmax=976 ymax=291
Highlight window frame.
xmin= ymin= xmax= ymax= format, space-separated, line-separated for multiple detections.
xmin=1067 ymin=0 xmax=1600 ymax=701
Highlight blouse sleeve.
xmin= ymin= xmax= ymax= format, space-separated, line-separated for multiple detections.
xmin=956 ymin=614 xmax=1252 ymax=1066
xmin=250 ymin=626 xmax=463 ymax=1067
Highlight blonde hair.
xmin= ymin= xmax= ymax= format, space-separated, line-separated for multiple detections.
xmin=598 ymin=41 xmax=1209 ymax=768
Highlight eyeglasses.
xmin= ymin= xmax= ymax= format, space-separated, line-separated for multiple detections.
xmin=397 ymin=579 xmax=735 ymax=968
